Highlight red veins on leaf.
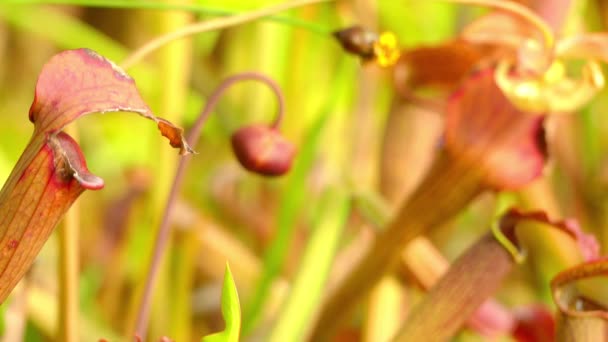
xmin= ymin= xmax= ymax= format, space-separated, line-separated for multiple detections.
xmin=0 ymin=48 xmax=192 ymax=302
xmin=445 ymin=68 xmax=548 ymax=190
xmin=28 ymin=49 xmax=193 ymax=155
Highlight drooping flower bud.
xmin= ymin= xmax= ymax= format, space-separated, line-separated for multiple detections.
xmin=231 ymin=125 xmax=295 ymax=176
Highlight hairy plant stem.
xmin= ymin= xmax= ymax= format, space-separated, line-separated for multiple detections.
xmin=134 ymin=72 xmax=285 ymax=339
xmin=310 ymin=152 xmax=484 ymax=340
xmin=120 ymin=0 xmax=334 ymax=69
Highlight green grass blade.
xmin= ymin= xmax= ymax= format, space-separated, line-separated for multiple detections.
xmin=242 ymin=58 xmax=352 ymax=334
xmin=241 ymin=111 xmax=329 ymax=334
xmin=201 ymin=263 xmax=241 ymax=342
xmin=269 ymin=188 xmax=350 ymax=341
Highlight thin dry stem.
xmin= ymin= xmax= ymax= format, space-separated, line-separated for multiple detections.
xmin=120 ymin=0 xmax=334 ymax=69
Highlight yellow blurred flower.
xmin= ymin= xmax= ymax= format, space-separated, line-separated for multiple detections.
xmin=454 ymin=0 xmax=608 ymax=113
xmin=373 ymin=32 xmax=401 ymax=67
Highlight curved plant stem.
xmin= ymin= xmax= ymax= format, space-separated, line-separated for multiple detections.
xmin=134 ymin=72 xmax=285 ymax=339
xmin=120 ymin=0 xmax=334 ymax=69
xmin=58 ymin=125 xmax=80 ymax=342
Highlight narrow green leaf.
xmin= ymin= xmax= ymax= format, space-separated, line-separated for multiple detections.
xmin=201 ymin=263 xmax=241 ymax=342
xmin=269 ymin=188 xmax=350 ymax=341
xmin=242 ymin=60 xmax=354 ymax=333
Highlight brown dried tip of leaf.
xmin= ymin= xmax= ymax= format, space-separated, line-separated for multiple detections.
xmin=28 ymin=48 xmax=193 ymax=155
xmin=157 ymin=119 xmax=195 ymax=155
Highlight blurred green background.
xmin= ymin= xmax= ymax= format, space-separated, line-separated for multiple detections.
xmin=0 ymin=0 xmax=606 ymax=341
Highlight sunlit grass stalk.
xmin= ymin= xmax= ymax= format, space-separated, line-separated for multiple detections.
xmin=57 ymin=205 xmax=79 ymax=342
xmin=171 ymin=229 xmax=197 ymax=341
xmin=129 ymin=3 xmax=192 ymax=339
xmin=364 ymin=276 xmax=403 ymax=342
xmin=154 ymin=2 xmax=192 ymax=340
xmin=57 ymin=125 xmax=80 ymax=342
xmin=268 ymin=189 xmax=350 ymax=341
